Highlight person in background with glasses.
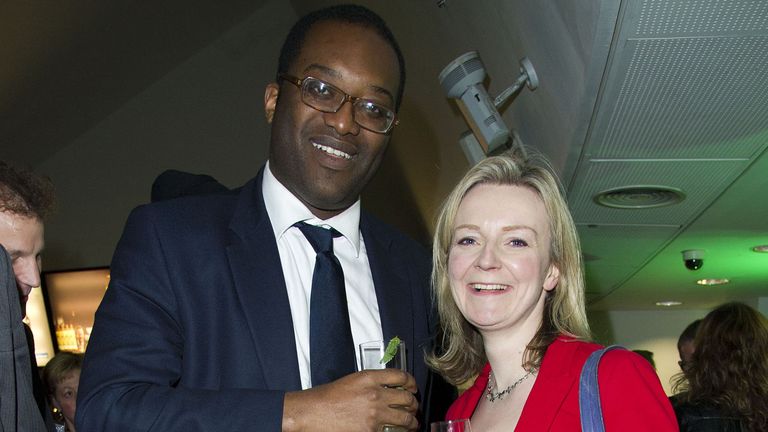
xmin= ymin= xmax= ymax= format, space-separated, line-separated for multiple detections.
xmin=77 ymin=4 xmax=449 ymax=432
xmin=675 ymin=319 xmax=701 ymax=377
xmin=669 ymin=318 xmax=701 ymax=410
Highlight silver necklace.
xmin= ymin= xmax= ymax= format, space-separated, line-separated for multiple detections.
xmin=485 ymin=368 xmax=538 ymax=403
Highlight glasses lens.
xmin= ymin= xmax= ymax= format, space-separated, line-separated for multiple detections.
xmin=354 ymin=100 xmax=395 ymax=133
xmin=301 ymin=78 xmax=342 ymax=111
xmin=299 ymin=77 xmax=395 ymax=133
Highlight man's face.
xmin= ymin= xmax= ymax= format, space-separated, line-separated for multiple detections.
xmin=0 ymin=211 xmax=44 ymax=317
xmin=678 ymin=340 xmax=695 ymax=374
xmin=264 ymin=21 xmax=401 ymax=219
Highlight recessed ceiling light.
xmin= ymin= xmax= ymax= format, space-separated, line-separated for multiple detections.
xmin=594 ymin=186 xmax=685 ymax=209
xmin=656 ymin=301 xmax=682 ymax=307
xmin=752 ymin=245 xmax=768 ymax=253
xmin=696 ymin=278 xmax=730 ymax=286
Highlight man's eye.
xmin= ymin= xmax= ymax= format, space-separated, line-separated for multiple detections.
xmin=306 ymin=81 xmax=335 ymax=99
xmin=359 ymin=102 xmax=386 ymax=119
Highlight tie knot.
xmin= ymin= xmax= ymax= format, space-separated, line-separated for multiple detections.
xmin=295 ymin=221 xmax=340 ymax=254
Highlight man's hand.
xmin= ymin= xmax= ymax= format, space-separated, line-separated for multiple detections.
xmin=282 ymin=369 xmax=419 ymax=432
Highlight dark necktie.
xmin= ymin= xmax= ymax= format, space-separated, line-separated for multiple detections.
xmin=295 ymin=221 xmax=356 ymax=386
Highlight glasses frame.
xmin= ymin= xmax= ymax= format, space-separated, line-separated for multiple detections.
xmin=278 ymin=73 xmax=399 ymax=134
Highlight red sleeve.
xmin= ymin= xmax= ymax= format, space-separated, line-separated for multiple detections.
xmin=599 ymin=350 xmax=678 ymax=431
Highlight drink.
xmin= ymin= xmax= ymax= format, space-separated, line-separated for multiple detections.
xmin=359 ymin=339 xmax=408 ymax=432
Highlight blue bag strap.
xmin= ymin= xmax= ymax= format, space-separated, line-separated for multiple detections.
xmin=579 ymin=345 xmax=626 ymax=432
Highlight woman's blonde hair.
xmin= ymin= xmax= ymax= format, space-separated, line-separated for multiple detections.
xmin=426 ymin=149 xmax=590 ymax=385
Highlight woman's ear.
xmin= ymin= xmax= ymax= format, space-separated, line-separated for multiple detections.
xmin=264 ymin=82 xmax=280 ymax=124
xmin=543 ymin=264 xmax=560 ymax=292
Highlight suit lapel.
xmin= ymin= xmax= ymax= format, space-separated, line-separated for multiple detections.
xmin=516 ymin=339 xmax=580 ymax=431
xmin=226 ymin=173 xmax=301 ymax=391
xmin=362 ymin=215 xmax=415 ymax=373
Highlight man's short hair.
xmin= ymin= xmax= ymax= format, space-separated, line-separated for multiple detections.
xmin=276 ymin=4 xmax=406 ymax=112
xmin=677 ymin=318 xmax=702 ymax=352
xmin=0 ymin=161 xmax=55 ymax=220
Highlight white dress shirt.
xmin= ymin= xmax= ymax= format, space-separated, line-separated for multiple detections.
xmin=261 ymin=162 xmax=383 ymax=389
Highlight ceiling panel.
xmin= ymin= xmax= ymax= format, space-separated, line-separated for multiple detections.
xmin=587 ymin=36 xmax=768 ymax=160
xmin=633 ymin=0 xmax=768 ymax=36
xmin=583 ymin=0 xmax=768 ymax=161
xmin=569 ymin=159 xmax=747 ymax=225
xmin=579 ymin=223 xmax=679 ymax=294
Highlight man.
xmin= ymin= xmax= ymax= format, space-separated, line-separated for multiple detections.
xmin=677 ymin=319 xmax=701 ymax=376
xmin=77 ymin=5 xmax=446 ymax=431
xmin=0 ymin=160 xmax=56 ymax=431
xmin=669 ymin=318 xmax=701 ymax=408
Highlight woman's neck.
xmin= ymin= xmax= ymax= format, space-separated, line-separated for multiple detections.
xmin=483 ymin=328 xmax=536 ymax=388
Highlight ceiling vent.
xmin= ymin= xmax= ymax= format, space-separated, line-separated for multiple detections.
xmin=593 ymin=186 xmax=685 ymax=209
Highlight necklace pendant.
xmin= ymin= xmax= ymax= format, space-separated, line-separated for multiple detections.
xmin=485 ymin=368 xmax=538 ymax=404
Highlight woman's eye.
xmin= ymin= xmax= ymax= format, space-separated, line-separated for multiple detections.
xmin=456 ymin=237 xmax=479 ymax=246
xmin=509 ymin=238 xmax=528 ymax=247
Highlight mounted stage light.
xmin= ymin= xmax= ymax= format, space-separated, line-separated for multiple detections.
xmin=439 ymin=51 xmax=538 ymax=159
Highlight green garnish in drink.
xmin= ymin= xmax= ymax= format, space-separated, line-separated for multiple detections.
xmin=380 ymin=336 xmax=401 ymax=365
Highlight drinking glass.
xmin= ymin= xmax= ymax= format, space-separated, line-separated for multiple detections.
xmin=359 ymin=339 xmax=406 ymax=371
xmin=359 ymin=340 xmax=407 ymax=432
xmin=430 ymin=419 xmax=472 ymax=432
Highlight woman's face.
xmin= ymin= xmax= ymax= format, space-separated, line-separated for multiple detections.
xmin=448 ymin=184 xmax=560 ymax=336
xmin=52 ymin=369 xmax=80 ymax=428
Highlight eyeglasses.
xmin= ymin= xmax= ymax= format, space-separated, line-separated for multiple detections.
xmin=278 ymin=73 xmax=399 ymax=134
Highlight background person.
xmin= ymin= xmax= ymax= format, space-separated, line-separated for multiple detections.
xmin=0 ymin=160 xmax=56 ymax=431
xmin=427 ymin=150 xmax=676 ymax=430
xmin=77 ymin=5 xmax=445 ymax=432
xmin=43 ymin=352 xmax=83 ymax=432
xmin=677 ymin=318 xmax=701 ymax=377
xmin=633 ymin=349 xmax=657 ymax=370
xmin=669 ymin=318 xmax=701 ymax=408
xmin=673 ymin=302 xmax=768 ymax=431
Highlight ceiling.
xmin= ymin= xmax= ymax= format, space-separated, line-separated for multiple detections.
xmin=2 ymin=0 xmax=767 ymax=311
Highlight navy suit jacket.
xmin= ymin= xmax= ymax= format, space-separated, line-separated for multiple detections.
xmin=76 ymin=171 xmax=435 ymax=431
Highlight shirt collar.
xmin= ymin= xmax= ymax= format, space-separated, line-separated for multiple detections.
xmin=262 ymin=161 xmax=362 ymax=256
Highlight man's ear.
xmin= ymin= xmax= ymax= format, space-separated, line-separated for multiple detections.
xmin=264 ymin=83 xmax=279 ymax=124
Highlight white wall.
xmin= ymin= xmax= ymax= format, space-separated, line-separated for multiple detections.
xmin=588 ymin=308 xmax=710 ymax=396
xmin=38 ymin=0 xmax=296 ymax=271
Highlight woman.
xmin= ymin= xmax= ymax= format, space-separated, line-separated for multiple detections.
xmin=427 ymin=150 xmax=676 ymax=431
xmin=672 ymin=302 xmax=768 ymax=431
xmin=43 ymin=352 xmax=83 ymax=432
